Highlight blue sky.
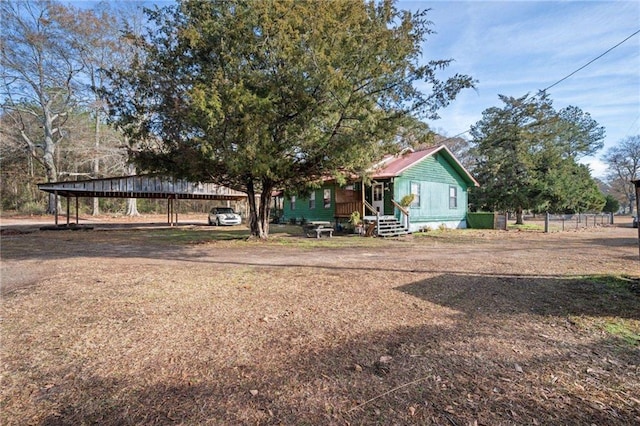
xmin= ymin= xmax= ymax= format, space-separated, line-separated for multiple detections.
xmin=399 ymin=0 xmax=640 ymax=178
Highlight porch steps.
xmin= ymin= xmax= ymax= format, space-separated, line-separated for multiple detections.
xmin=376 ymin=216 xmax=409 ymax=237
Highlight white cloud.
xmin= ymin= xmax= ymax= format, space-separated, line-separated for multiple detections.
xmin=403 ymin=0 xmax=640 ymax=164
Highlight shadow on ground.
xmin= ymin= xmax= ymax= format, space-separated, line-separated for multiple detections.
xmin=17 ymin=274 xmax=640 ymax=426
xmin=36 ymin=322 xmax=639 ymax=425
xmin=397 ymin=273 xmax=640 ymax=320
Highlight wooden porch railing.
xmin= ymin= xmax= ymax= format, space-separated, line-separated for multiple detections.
xmin=391 ymin=198 xmax=410 ymax=230
xmin=363 ymin=200 xmax=380 ymax=236
xmin=363 ymin=200 xmax=378 ymax=216
xmin=335 ymin=201 xmax=363 ymax=218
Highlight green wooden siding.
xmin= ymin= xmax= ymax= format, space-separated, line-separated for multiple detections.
xmin=394 ymin=155 xmax=469 ymax=222
xmin=283 ymin=185 xmax=335 ymax=222
xmin=281 ymin=152 xmax=474 ymax=225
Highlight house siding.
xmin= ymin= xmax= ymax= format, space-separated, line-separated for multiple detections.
xmin=394 ymin=155 xmax=469 ymax=227
xmin=281 ymin=149 xmax=475 ymax=229
xmin=283 ymin=185 xmax=335 ymax=223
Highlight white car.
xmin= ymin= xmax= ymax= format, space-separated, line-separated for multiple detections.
xmin=208 ymin=207 xmax=242 ymax=226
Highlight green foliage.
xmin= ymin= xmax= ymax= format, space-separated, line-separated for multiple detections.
xmin=19 ymin=201 xmax=46 ymax=215
xmin=399 ymin=194 xmax=415 ymax=208
xmin=602 ymin=194 xmax=620 ymax=213
xmin=104 ymin=0 xmax=474 ymax=238
xmin=469 ymin=94 xmax=606 ymax=217
xmin=349 ymin=211 xmax=362 ymax=225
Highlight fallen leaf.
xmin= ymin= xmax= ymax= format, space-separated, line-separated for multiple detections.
xmin=379 ymin=355 xmax=393 ymax=364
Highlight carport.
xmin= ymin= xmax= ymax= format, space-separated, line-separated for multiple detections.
xmin=37 ymin=175 xmax=247 ymax=226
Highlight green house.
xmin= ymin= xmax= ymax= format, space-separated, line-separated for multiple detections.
xmin=282 ymin=145 xmax=478 ymax=234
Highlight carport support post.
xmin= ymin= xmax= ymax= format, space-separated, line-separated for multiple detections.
xmin=176 ymin=198 xmax=179 ymax=226
xmin=633 ymin=179 xmax=640 ymax=261
xmin=66 ymin=196 xmax=70 ymax=226
xmin=54 ymin=191 xmax=59 ymax=225
xmin=75 ymin=197 xmax=79 ymax=224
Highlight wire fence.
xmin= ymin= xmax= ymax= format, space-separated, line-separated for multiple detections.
xmin=543 ymin=213 xmax=613 ymax=232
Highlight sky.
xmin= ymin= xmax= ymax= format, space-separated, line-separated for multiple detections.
xmin=399 ymin=0 xmax=640 ymax=178
xmin=75 ymin=0 xmax=639 ymax=178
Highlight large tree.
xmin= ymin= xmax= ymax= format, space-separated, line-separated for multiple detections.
xmin=602 ymin=135 xmax=640 ymax=214
xmin=104 ymin=0 xmax=474 ymax=239
xmin=469 ymin=94 xmax=605 ymax=223
xmin=1 ymin=0 xmax=77 ymax=212
xmin=0 ymin=0 xmax=128 ymax=214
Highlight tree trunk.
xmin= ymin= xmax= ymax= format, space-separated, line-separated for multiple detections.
xmin=246 ymin=179 xmax=273 ymax=240
xmin=92 ymin=111 xmax=100 ymax=216
xmin=515 ymin=206 xmax=524 ymax=225
xmin=258 ymin=180 xmax=273 ymax=237
xmin=42 ymin=108 xmax=60 ymax=214
xmin=43 ymin=143 xmax=58 ymax=215
xmin=125 ymin=163 xmax=139 ymax=216
xmin=126 ymin=198 xmax=139 ymax=216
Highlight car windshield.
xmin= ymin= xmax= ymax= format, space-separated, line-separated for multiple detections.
xmin=215 ymin=208 xmax=234 ymax=214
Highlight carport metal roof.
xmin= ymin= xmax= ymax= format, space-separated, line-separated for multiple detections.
xmin=37 ymin=174 xmax=246 ymax=200
xmin=37 ymin=175 xmax=247 ymax=227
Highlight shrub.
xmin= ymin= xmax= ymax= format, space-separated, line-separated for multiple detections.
xmin=19 ymin=201 xmax=46 ymax=215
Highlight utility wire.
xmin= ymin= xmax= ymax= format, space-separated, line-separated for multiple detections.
xmin=440 ymin=28 xmax=640 ymax=141
xmin=541 ymin=28 xmax=640 ymax=92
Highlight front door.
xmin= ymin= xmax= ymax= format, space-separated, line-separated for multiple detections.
xmin=372 ymin=183 xmax=384 ymax=214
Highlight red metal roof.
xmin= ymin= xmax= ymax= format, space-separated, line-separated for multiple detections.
xmin=370 ymin=145 xmax=478 ymax=187
xmin=371 ymin=146 xmax=439 ymax=178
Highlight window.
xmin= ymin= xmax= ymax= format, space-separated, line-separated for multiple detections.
xmin=290 ymin=196 xmax=296 ymax=211
xmin=309 ymin=192 xmax=316 ymax=209
xmin=373 ymin=184 xmax=383 ymax=202
xmin=410 ymin=182 xmax=420 ymax=207
xmin=323 ymin=189 xmax=331 ymax=208
xmin=449 ymin=186 xmax=458 ymax=209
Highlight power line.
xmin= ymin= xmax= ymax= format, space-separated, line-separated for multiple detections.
xmin=541 ymin=28 xmax=640 ymax=93
xmin=440 ymin=28 xmax=640 ymax=140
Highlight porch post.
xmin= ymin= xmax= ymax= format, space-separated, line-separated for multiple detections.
xmin=361 ymin=181 xmax=365 ymax=219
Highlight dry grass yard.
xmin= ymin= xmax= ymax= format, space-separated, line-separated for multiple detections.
xmin=1 ymin=215 xmax=639 ymax=425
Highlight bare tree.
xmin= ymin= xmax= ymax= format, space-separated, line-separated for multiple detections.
xmin=0 ymin=0 xmax=87 ymax=212
xmin=1 ymin=0 xmax=138 ymax=215
xmin=603 ymin=135 xmax=640 ymax=214
xmin=68 ymin=2 xmax=127 ymax=215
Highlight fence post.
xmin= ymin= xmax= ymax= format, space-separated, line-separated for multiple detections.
xmin=544 ymin=212 xmax=549 ymax=233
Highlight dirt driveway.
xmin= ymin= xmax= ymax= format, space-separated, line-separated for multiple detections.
xmin=1 ymin=215 xmax=639 ymax=425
